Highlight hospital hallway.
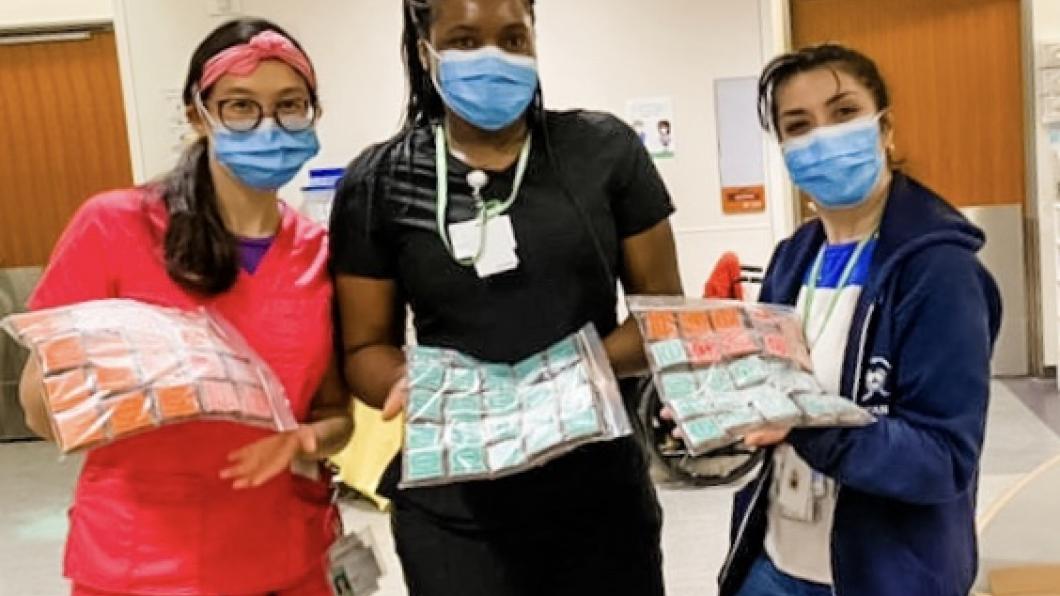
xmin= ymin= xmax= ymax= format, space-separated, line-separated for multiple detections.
xmin=3 ymin=379 xmax=1059 ymax=596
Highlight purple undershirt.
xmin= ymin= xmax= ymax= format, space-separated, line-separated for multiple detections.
xmin=237 ymin=236 xmax=274 ymax=274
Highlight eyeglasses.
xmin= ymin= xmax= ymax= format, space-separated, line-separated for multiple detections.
xmin=196 ymin=94 xmax=317 ymax=133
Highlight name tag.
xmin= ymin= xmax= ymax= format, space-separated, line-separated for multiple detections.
xmin=328 ymin=528 xmax=385 ymax=596
xmin=449 ymin=214 xmax=519 ymax=278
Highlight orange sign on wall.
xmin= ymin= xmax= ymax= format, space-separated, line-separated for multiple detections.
xmin=722 ymin=185 xmax=766 ymax=215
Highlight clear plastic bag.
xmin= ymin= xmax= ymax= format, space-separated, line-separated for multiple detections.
xmin=399 ymin=323 xmax=632 ymax=489
xmin=629 ymin=296 xmax=875 ymax=455
xmin=2 ymin=299 xmax=297 ymax=453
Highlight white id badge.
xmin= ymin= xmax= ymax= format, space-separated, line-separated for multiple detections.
xmin=449 ymin=218 xmax=483 ymax=262
xmin=448 ymin=215 xmax=519 ymax=278
xmin=328 ymin=528 xmax=385 ymax=596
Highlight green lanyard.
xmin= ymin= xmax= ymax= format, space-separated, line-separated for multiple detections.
xmin=802 ymin=234 xmax=876 ymax=348
xmin=434 ymin=125 xmax=532 ymax=265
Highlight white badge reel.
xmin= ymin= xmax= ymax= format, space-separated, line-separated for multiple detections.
xmin=328 ymin=527 xmax=385 ymax=596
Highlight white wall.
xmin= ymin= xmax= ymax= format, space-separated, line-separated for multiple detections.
xmin=113 ymin=0 xmax=791 ymax=298
xmin=534 ymin=0 xmax=789 ymax=294
xmin=0 ymin=0 xmax=111 ymax=29
xmin=1030 ymin=0 xmax=1060 ymax=368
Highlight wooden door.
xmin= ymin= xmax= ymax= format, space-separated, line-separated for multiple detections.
xmin=791 ymin=0 xmax=1025 ymax=210
xmin=0 ymin=28 xmax=134 ymax=268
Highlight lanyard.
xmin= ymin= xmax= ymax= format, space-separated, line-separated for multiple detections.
xmin=802 ymin=234 xmax=875 ymax=348
xmin=434 ymin=125 xmax=532 ymax=265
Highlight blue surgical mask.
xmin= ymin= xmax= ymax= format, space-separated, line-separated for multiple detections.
xmin=210 ymin=119 xmax=320 ymax=191
xmin=782 ymin=114 xmax=885 ymax=210
xmin=429 ymin=44 xmax=539 ymax=131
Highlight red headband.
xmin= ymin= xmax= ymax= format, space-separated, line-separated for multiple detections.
xmin=199 ymin=30 xmax=316 ymax=91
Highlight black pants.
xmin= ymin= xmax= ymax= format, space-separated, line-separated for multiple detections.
xmin=391 ymin=486 xmax=665 ymax=596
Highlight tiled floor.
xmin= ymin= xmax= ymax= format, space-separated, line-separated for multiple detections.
xmin=1 ymin=381 xmax=1057 ymax=596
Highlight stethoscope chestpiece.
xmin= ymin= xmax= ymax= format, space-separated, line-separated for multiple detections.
xmin=467 ymin=169 xmax=488 ymax=204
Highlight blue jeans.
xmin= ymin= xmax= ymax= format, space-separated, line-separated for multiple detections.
xmin=735 ymin=556 xmax=833 ymax=596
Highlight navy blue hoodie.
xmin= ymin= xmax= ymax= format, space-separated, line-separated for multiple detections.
xmin=718 ymin=173 xmax=1002 ymax=596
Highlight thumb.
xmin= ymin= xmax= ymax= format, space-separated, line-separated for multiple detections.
xmin=297 ymin=426 xmax=318 ymax=455
xmin=382 ymin=377 xmax=408 ymax=421
xmin=382 ymin=393 xmax=404 ymax=421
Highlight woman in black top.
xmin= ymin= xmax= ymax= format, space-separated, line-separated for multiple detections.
xmin=330 ymin=1 xmax=682 ymax=594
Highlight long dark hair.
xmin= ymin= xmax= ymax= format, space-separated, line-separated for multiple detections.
xmin=162 ymin=19 xmax=318 ymax=296
xmin=757 ymin=43 xmax=891 ymax=135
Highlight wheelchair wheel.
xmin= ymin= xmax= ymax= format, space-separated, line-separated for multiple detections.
xmin=637 ymin=379 xmax=764 ymax=487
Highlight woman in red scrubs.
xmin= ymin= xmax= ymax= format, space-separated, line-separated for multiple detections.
xmin=17 ymin=19 xmax=351 ymax=596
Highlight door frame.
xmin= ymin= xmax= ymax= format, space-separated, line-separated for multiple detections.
xmin=772 ymin=0 xmax=1045 ymax=376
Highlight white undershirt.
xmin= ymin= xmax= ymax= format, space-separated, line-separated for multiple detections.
xmin=764 ymin=239 xmax=873 ymax=585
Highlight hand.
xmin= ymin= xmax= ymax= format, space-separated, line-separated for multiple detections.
xmin=743 ymin=426 xmax=792 ymax=448
xmin=220 ymin=425 xmax=318 ymax=490
xmin=381 ymin=375 xmax=409 ymax=421
xmin=659 ymin=406 xmax=685 ymax=440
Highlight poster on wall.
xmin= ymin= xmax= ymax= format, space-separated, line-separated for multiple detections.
xmin=626 ymin=97 xmax=676 ymax=159
xmin=714 ymin=77 xmax=766 ymax=215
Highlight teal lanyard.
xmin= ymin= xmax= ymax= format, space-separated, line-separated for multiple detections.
xmin=802 ymin=234 xmax=876 ymax=348
xmin=434 ymin=125 xmax=532 ymax=265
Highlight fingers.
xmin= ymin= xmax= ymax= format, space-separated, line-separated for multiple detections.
xmin=296 ymin=426 xmax=319 ymax=455
xmin=220 ymin=432 xmax=302 ymax=489
xmin=742 ymin=426 xmax=791 ymax=447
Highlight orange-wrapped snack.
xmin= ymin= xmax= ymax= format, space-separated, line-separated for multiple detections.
xmin=2 ymin=299 xmax=297 ymax=454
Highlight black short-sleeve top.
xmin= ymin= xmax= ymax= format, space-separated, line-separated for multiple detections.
xmin=329 ymin=111 xmax=675 ymax=521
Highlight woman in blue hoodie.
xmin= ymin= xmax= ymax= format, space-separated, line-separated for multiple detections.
xmin=719 ymin=44 xmax=1002 ymax=596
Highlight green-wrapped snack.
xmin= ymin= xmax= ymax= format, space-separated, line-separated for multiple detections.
xmin=447 ymin=420 xmax=486 ymax=446
xmin=713 ymin=406 xmax=764 ymax=435
xmin=682 ymin=417 xmax=729 ymax=451
xmin=446 ymin=393 xmax=485 ymax=418
xmin=553 ymin=363 xmax=589 ymax=393
xmin=449 ymin=446 xmax=489 ymax=476
xmin=562 ymin=407 xmax=602 ymax=439
xmin=696 ymin=367 xmax=735 ymax=394
xmin=793 ymin=393 xmax=875 ymax=427
xmin=406 ymin=423 xmax=443 ymax=450
xmin=792 ymin=393 xmax=839 ymax=426
xmin=772 ymin=369 xmax=821 ymax=395
xmin=406 ymin=449 xmax=445 ymax=481
xmin=729 ymin=355 xmax=771 ymax=388
xmin=651 ymin=339 xmax=689 ymax=369
xmin=408 ymin=360 xmax=447 ymax=391
xmin=747 ymin=386 xmax=803 ymax=425
xmin=559 ymin=383 xmax=594 ymax=415
xmin=485 ymin=415 xmax=522 ymax=443
xmin=487 ymin=440 xmax=527 ymax=472
xmin=547 ymin=337 xmax=581 ymax=372
xmin=513 ymin=353 xmax=548 ymax=384
xmin=408 ymin=388 xmax=443 ymax=421
xmin=702 ymin=392 xmax=751 ymax=415
xmin=447 ymin=367 xmax=481 ymax=393
xmin=482 ymin=364 xmax=517 ymax=391
xmin=667 ymin=395 xmax=712 ymax=420
xmin=661 ymin=371 xmax=697 ymax=400
xmin=521 ymin=381 xmax=555 ymax=410
xmin=484 ymin=389 xmax=520 ymax=416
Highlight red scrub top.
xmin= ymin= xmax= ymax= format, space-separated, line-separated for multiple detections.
xmin=29 ymin=188 xmax=337 ymax=595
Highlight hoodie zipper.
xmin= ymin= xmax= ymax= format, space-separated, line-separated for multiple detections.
xmin=828 ymin=299 xmax=876 ymax=596
xmin=851 ymin=300 xmax=877 ymax=404
xmin=719 ymin=460 xmax=772 ymax=586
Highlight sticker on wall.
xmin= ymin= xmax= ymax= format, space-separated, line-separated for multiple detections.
xmin=626 ymin=97 xmax=676 ymax=159
xmin=714 ymin=77 xmax=767 ymax=215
